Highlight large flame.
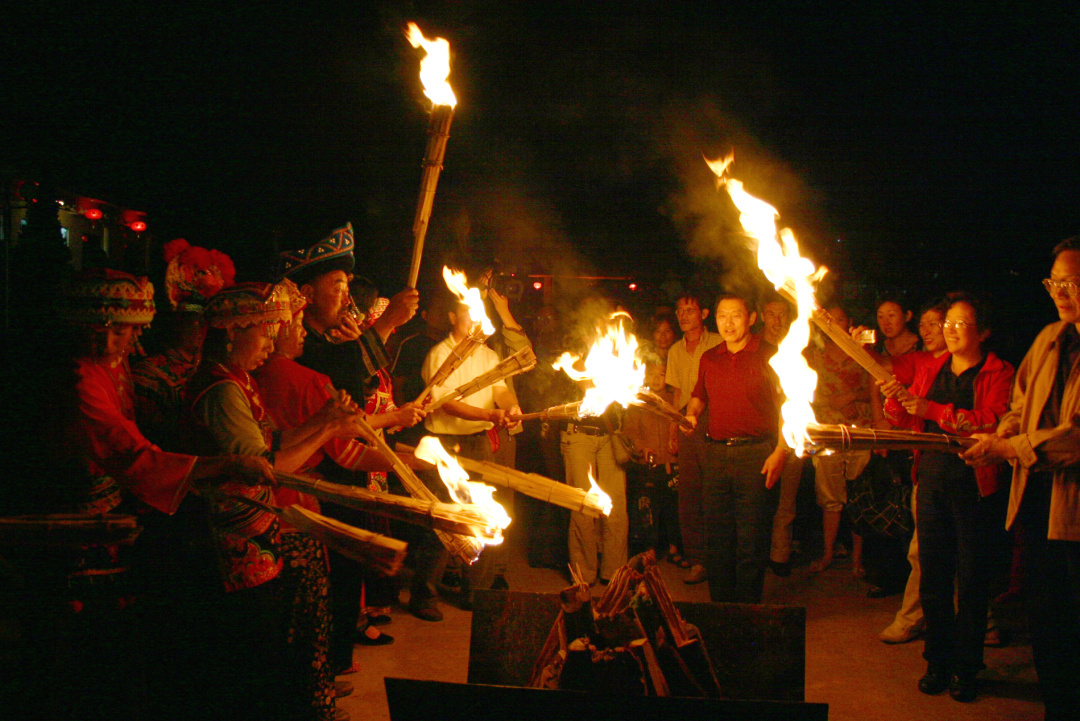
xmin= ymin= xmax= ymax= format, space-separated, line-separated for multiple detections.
xmin=706 ymin=154 xmax=825 ymax=456
xmin=414 ymin=436 xmax=511 ymax=545
xmin=552 ymin=312 xmax=645 ymax=417
xmin=585 ymin=466 xmax=614 ymax=517
xmin=406 ymin=23 xmax=457 ymax=108
xmin=443 ymin=267 xmax=496 ymax=336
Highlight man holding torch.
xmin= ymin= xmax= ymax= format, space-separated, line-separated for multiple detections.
xmin=683 ymin=293 xmax=788 ymax=604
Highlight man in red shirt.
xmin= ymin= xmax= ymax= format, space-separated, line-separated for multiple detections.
xmin=684 ymin=294 xmax=788 ymax=603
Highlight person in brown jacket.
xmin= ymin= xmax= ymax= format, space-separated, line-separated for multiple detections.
xmin=965 ymin=236 xmax=1080 ymax=721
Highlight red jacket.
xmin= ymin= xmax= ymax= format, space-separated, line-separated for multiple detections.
xmin=884 ymin=351 xmax=1014 ymax=496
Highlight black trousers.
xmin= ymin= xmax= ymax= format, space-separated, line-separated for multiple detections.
xmin=916 ymin=476 xmax=1007 ymax=674
xmin=1019 ymin=475 xmax=1080 ymax=721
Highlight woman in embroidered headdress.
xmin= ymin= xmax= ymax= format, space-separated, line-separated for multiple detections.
xmin=187 ymin=279 xmax=366 ymax=721
xmin=52 ymin=268 xmax=275 ymax=721
xmin=132 ymin=238 xmax=235 ymax=447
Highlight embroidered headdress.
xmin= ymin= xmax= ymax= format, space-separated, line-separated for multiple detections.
xmin=60 ymin=268 xmax=156 ymax=326
xmin=203 ymin=280 xmax=298 ymax=330
xmin=278 ymin=223 xmax=355 ymax=286
xmin=162 ymin=238 xmax=236 ymax=312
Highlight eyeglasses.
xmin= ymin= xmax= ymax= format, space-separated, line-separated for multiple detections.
xmin=918 ymin=322 xmax=942 ymax=331
xmin=943 ymin=320 xmax=975 ymax=330
xmin=1043 ymin=278 xmax=1080 ymax=297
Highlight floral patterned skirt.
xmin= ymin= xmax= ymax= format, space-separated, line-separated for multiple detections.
xmin=279 ymin=533 xmax=335 ymax=721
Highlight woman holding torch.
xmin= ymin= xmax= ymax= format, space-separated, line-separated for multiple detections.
xmin=878 ymin=293 xmax=1013 ymax=702
xmin=187 ymin=280 xmax=368 ymax=721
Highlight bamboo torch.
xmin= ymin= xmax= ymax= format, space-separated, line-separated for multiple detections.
xmin=405 ymin=23 xmax=457 ymax=289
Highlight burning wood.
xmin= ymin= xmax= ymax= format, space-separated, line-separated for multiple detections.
xmin=273 ymin=471 xmax=505 ymax=541
xmin=405 ymin=23 xmax=457 ymax=288
xmin=552 ymin=312 xmax=645 ymax=417
xmin=413 ymin=436 xmax=512 ymax=546
xmin=344 ymin=408 xmax=485 ymax=564
xmin=529 ymin=553 xmax=723 ymax=698
xmin=630 ymin=389 xmax=694 ymax=431
xmin=426 ymin=346 xmax=537 ymax=412
xmin=398 ymin=442 xmax=612 ymax=517
xmin=230 ymin=495 xmax=407 ymax=576
xmin=507 ymin=400 xmax=583 ymax=423
xmin=805 ymin=423 xmax=976 ymax=455
xmin=415 ymin=267 xmax=496 ymax=404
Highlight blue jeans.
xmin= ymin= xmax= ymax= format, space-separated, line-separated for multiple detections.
xmin=699 ymin=439 xmax=778 ymax=603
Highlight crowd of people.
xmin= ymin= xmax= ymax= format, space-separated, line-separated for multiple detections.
xmin=6 ymin=223 xmax=1080 ymax=721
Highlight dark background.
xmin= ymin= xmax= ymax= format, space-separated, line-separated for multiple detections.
xmin=4 ymin=1 xmax=1079 ymax=361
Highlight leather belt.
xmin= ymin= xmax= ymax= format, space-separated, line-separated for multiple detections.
xmin=704 ymin=434 xmax=772 ymax=447
xmin=565 ymin=423 xmax=605 ymax=437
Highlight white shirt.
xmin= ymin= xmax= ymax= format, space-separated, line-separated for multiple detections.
xmin=665 ymin=329 xmax=722 ymax=410
xmin=422 ymin=335 xmax=507 ymax=435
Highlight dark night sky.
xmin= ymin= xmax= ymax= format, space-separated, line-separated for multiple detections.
xmin=5 ymin=1 xmax=1080 ymax=354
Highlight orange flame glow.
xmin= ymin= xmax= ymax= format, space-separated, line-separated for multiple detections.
xmin=586 ymin=467 xmax=614 ymax=517
xmin=406 ymin=23 xmax=457 ymax=108
xmin=552 ymin=312 xmax=645 ymax=417
xmin=443 ymin=267 xmax=496 ymax=336
xmin=706 ymin=155 xmax=826 ymax=456
xmin=414 ymin=436 xmax=511 ymax=545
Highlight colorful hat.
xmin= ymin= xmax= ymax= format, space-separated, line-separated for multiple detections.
xmin=162 ymin=238 xmax=236 ymax=312
xmin=60 ymin=268 xmax=156 ymax=326
xmin=203 ymin=280 xmax=295 ymax=330
xmin=278 ymin=223 xmax=355 ymax=286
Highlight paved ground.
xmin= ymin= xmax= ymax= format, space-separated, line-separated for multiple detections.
xmin=336 ymin=533 xmax=1041 ymax=721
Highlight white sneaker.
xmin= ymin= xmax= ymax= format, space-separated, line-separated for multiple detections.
xmin=879 ymin=619 xmax=926 ymax=644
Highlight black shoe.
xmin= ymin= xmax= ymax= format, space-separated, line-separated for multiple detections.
xmin=918 ymin=667 xmax=950 ymax=695
xmin=408 ymin=599 xmax=443 ymax=622
xmin=355 ymin=628 xmax=395 ymax=646
xmin=949 ymin=673 xmax=977 ymax=702
xmin=366 ymin=613 xmax=392 ymax=627
xmin=769 ymin=560 xmax=791 ymax=578
xmin=490 ymin=574 xmax=509 ymax=591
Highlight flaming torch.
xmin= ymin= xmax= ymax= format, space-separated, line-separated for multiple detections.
xmin=405 ymin=22 xmax=457 ymax=289
xmin=551 ymin=312 xmax=645 ymax=416
xmin=705 ymin=154 xmax=966 ymax=457
xmin=415 ymin=267 xmax=497 ymax=404
xmin=414 ymin=436 xmax=511 ymax=547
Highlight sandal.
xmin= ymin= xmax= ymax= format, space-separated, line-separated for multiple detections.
xmin=810 ymin=557 xmax=834 ymax=574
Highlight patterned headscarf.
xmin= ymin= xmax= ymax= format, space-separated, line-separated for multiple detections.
xmin=60 ymin=268 xmax=156 ymax=327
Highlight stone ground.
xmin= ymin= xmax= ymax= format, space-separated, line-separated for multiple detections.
xmin=336 ymin=532 xmax=1041 ymax=721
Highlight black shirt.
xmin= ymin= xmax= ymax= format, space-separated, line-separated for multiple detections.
xmin=919 ymin=356 xmax=985 ymax=490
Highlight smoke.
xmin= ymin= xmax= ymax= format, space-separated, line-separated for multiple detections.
xmin=654 ymin=98 xmax=831 ymax=311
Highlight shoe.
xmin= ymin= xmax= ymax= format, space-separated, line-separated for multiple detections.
xmin=879 ymin=619 xmax=926 ymax=644
xmin=440 ymin=570 xmax=462 ymax=590
xmin=355 ymin=627 xmax=394 ymax=646
xmin=490 ymin=574 xmax=509 ymax=591
xmin=918 ymin=666 xmax=949 ymax=695
xmin=684 ymin=564 xmax=708 ymax=585
xmin=335 ymin=680 xmax=354 ymax=698
xmin=596 ymin=577 xmax=610 ymax=586
xmin=408 ymin=599 xmax=443 ymax=622
xmin=769 ymin=560 xmax=791 ymax=578
xmin=366 ymin=613 xmax=392 ymax=627
xmin=809 ymin=557 xmax=834 ymax=574
xmin=949 ymin=672 xmax=977 ymax=702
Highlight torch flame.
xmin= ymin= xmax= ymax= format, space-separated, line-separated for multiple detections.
xmin=414 ymin=436 xmax=511 ymax=545
xmin=442 ymin=267 xmax=496 ymax=336
xmin=552 ymin=312 xmax=645 ymax=417
xmin=586 ymin=467 xmax=613 ymax=517
xmin=406 ymin=22 xmax=457 ymax=108
xmin=706 ymin=155 xmax=825 ymax=456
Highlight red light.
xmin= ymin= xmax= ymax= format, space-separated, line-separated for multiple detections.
xmin=532 ymin=281 xmax=543 ymax=290
xmin=130 ymin=221 xmax=147 ymax=233
xmin=628 ymin=283 xmax=638 ymax=291
xmin=84 ymin=209 xmax=103 ymax=220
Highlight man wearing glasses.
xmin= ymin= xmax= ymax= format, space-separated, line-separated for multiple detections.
xmin=965 ymin=236 xmax=1080 ymax=721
